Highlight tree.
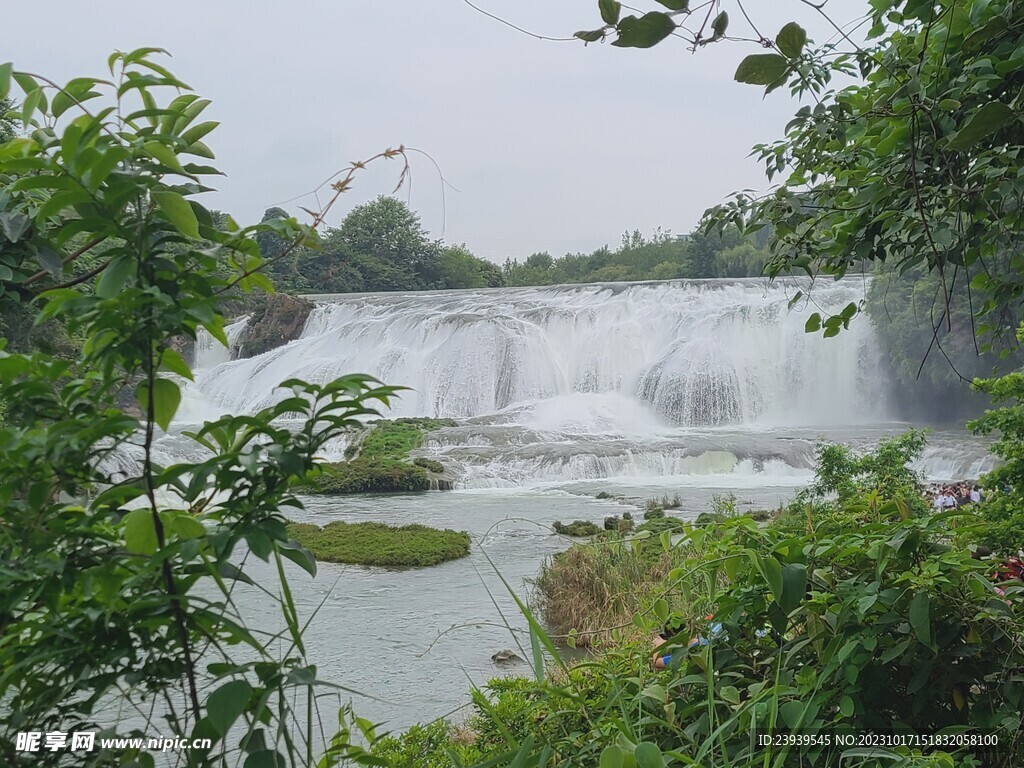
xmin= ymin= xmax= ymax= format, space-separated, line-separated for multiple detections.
xmin=438 ymin=244 xmax=501 ymax=289
xmin=330 ymin=195 xmax=443 ymax=290
xmin=0 ymin=52 xmax=402 ymax=766
xmin=575 ymin=0 xmax=1023 ymax=347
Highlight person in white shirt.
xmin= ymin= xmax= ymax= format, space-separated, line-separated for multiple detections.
xmin=970 ymin=485 xmax=982 ymax=504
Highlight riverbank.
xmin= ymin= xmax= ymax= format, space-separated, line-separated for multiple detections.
xmin=363 ymin=434 xmax=1023 ymax=766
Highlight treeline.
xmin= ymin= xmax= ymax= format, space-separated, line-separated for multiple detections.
xmin=255 ymin=196 xmax=772 ymax=296
xmin=254 ymin=196 xmax=503 ymax=294
xmin=503 ymin=227 xmax=771 ymax=286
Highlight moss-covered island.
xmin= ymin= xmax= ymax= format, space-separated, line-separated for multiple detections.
xmin=287 ymin=521 xmax=471 ymax=567
xmin=301 ymin=418 xmax=456 ymax=494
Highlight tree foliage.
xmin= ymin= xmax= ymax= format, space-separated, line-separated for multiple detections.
xmin=0 ymin=51 xmax=402 ymax=766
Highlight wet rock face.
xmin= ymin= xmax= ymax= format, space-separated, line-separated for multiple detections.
xmin=236 ymin=294 xmax=313 ymax=359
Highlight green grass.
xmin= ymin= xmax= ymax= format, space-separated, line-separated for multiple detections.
xmin=287 ymin=521 xmax=471 ymax=567
xmin=358 ymin=418 xmax=457 ymax=458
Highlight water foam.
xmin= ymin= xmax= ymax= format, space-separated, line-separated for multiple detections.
xmin=179 ymin=279 xmax=885 ymax=428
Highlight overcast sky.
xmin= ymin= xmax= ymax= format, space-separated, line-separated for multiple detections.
xmin=5 ymin=1 xmax=865 ymax=263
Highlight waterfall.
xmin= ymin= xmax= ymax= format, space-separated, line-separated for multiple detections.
xmin=192 ymin=315 xmax=250 ymax=372
xmin=179 ymin=278 xmax=885 ymax=427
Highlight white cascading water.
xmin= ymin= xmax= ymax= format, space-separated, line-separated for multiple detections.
xmin=181 ymin=279 xmax=884 ymax=426
xmin=172 ymin=279 xmax=995 ymax=489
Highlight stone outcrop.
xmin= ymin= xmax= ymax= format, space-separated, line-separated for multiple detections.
xmin=236 ymin=294 xmax=313 ymax=359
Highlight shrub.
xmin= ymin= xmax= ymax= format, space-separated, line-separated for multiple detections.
xmin=636 ymin=516 xmax=686 ymax=535
xmin=552 ymin=520 xmax=601 ymax=537
xmin=969 ymin=356 xmax=1024 ymax=554
xmin=369 ymin=719 xmax=481 ymax=767
xmin=310 ymin=419 xmax=455 ymax=494
xmin=306 ymin=457 xmax=430 ymax=493
xmin=413 ymin=457 xmax=445 ymax=474
xmin=595 ymin=491 xmax=615 ymax=500
xmin=286 ymin=521 xmax=470 ymax=567
xmin=643 ymin=507 xmax=666 ymax=520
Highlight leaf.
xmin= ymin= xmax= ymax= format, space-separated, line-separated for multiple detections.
xmin=96 ymin=255 xmax=135 ymax=298
xmin=599 ymin=0 xmax=621 ymax=25
xmin=778 ymin=562 xmax=807 ymax=613
xmin=655 ymin=0 xmax=688 ymax=9
xmin=0 ymin=212 xmax=31 ymax=242
xmin=839 ymin=695 xmax=854 ymax=717
xmin=123 ymin=508 xmax=158 ymax=555
xmin=163 ymin=510 xmax=206 ymax=539
xmin=181 ymin=120 xmax=220 ymax=146
xmin=759 ymin=554 xmax=784 ymax=600
xmin=780 ymin=699 xmax=804 ymax=729
xmin=575 ymin=29 xmax=606 ymax=42
xmin=720 ymin=685 xmax=741 ymax=705
xmin=653 ymin=598 xmax=669 ymax=623
xmin=143 ymin=140 xmax=185 ymax=172
xmin=278 ymin=539 xmax=318 ymax=578
xmin=612 ymin=12 xmax=676 ymax=49
xmin=243 ymin=751 xmax=286 ymax=768
xmin=947 ymin=102 xmax=1015 ymax=150
xmin=35 ymin=247 xmax=63 ymax=277
xmin=633 ymin=742 xmax=665 ymax=768
xmin=776 ymin=22 xmax=807 ymax=58
xmin=734 ymin=53 xmax=789 ymax=86
xmin=711 ymin=11 xmax=728 ymax=38
xmin=600 ymin=745 xmax=626 ymax=768
xmin=161 ymin=348 xmax=194 ymax=381
xmin=153 ymin=190 xmax=200 ymax=238
xmin=0 ymin=62 xmax=11 ymax=100
xmin=140 ymin=377 xmax=182 ymax=432
xmin=909 ymin=591 xmax=931 ymax=646
xmin=206 ymin=679 xmax=253 ymax=736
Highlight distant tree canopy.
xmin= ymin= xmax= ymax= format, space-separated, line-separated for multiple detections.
xmin=260 ymin=196 xmax=505 ymax=294
xmin=501 ymin=227 xmax=770 ymax=287
xmin=258 ymin=198 xmax=771 ymax=295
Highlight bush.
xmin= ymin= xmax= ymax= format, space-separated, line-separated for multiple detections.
xmin=595 ymin=491 xmax=615 ymax=500
xmin=306 ymin=457 xmax=430 ymax=493
xmin=369 ymin=719 xmax=481 ymax=767
xmin=643 ymin=507 xmax=665 ymax=520
xmin=286 ymin=521 xmax=470 ymax=567
xmin=310 ymin=418 xmax=456 ymax=494
xmin=969 ymin=357 xmax=1024 ymax=554
xmin=413 ymin=457 xmax=444 ymax=474
xmin=636 ymin=516 xmax=686 ymax=535
xmin=552 ymin=520 xmax=601 ymax=537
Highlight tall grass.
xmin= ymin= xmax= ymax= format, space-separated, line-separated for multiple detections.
xmin=531 ymin=535 xmax=704 ymax=647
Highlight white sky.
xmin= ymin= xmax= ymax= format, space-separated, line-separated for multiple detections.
xmin=5 ymin=1 xmax=866 ymax=262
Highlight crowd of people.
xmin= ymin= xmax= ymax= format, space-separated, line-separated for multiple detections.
xmin=929 ymin=481 xmax=982 ymax=510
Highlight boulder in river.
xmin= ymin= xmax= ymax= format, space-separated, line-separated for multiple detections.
xmin=491 ymin=649 xmax=524 ymax=665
